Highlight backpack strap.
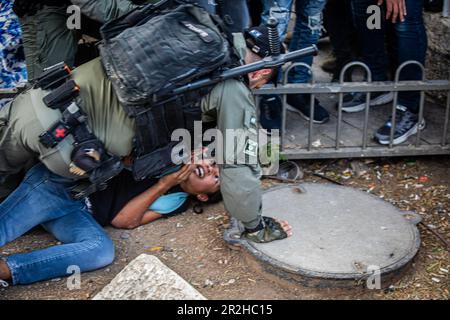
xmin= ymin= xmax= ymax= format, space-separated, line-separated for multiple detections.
xmin=35 ymin=62 xmax=72 ymax=90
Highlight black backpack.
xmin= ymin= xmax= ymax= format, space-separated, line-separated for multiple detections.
xmin=99 ymin=0 xmax=235 ymax=109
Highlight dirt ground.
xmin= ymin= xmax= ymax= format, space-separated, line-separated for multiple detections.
xmin=1 ymin=156 xmax=449 ymax=300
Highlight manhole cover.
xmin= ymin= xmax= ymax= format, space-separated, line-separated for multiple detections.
xmin=224 ymin=183 xmax=421 ymax=288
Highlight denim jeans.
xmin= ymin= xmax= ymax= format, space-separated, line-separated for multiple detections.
xmin=287 ymin=0 xmax=328 ymax=84
xmin=351 ymin=0 xmax=427 ymax=113
xmin=260 ymin=0 xmax=293 ymax=42
xmin=0 ymin=163 xmax=114 ymax=285
xmin=195 ymin=0 xmax=251 ymax=32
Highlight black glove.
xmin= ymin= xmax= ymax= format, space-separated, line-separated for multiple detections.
xmin=70 ymin=140 xmax=105 ymax=176
xmin=243 ymin=216 xmax=288 ymax=243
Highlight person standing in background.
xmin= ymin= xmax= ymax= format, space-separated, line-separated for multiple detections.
xmin=344 ymin=0 xmax=427 ymax=145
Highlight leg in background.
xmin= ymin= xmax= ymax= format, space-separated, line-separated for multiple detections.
xmin=260 ymin=0 xmax=294 ymax=41
xmin=395 ymin=0 xmax=427 ymax=113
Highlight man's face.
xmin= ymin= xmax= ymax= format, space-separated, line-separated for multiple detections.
xmin=248 ymin=69 xmax=273 ymax=89
xmin=245 ymin=50 xmax=274 ymax=89
xmin=183 ymin=159 xmax=220 ymax=195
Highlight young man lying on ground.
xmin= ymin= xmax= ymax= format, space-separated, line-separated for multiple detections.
xmin=89 ymin=159 xmax=222 ymax=229
xmin=0 ymin=158 xmax=220 ymax=285
xmin=0 ymin=25 xmax=292 ymax=286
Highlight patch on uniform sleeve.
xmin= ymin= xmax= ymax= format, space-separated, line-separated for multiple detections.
xmin=244 ymin=139 xmax=258 ymax=157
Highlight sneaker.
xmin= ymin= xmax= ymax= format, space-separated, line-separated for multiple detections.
xmin=374 ymin=105 xmax=426 ymax=145
xmin=259 ymin=95 xmax=282 ymax=135
xmin=286 ymin=94 xmax=330 ymax=124
xmin=340 ymin=92 xmax=394 ymax=113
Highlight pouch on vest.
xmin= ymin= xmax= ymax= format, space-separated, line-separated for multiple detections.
xmin=35 ymin=62 xmax=72 ymax=91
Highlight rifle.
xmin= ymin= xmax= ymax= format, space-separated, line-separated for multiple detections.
xmin=170 ymin=45 xmax=318 ymax=96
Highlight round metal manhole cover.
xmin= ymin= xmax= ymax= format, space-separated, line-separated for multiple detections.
xmin=224 ymin=183 xmax=421 ymax=287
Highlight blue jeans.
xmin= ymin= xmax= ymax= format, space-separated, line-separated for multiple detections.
xmin=0 ymin=164 xmax=114 ymax=285
xmin=195 ymin=0 xmax=250 ymax=32
xmin=351 ymin=0 xmax=427 ymax=113
xmin=287 ymin=0 xmax=328 ymax=84
xmin=260 ymin=0 xmax=293 ymax=42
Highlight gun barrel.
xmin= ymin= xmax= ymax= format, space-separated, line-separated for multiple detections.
xmin=171 ymin=45 xmax=318 ymax=96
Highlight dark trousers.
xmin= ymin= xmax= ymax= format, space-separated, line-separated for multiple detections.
xmin=324 ymin=0 xmax=358 ymax=78
xmin=351 ymin=0 xmax=427 ymax=113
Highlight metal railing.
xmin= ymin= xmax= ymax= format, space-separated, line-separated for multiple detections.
xmin=254 ymin=61 xmax=450 ymax=159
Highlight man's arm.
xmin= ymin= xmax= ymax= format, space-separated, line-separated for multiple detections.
xmin=71 ymin=0 xmax=139 ymax=23
xmin=110 ymin=181 xmax=167 ymax=229
xmin=111 ymin=164 xmax=194 ymax=229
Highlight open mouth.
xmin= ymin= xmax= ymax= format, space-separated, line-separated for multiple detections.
xmin=194 ymin=166 xmax=206 ymax=178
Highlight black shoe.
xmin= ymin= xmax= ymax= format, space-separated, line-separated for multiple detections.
xmin=259 ymin=95 xmax=282 ymax=135
xmin=286 ymin=94 xmax=330 ymax=124
xmin=374 ymin=105 xmax=426 ymax=145
xmin=340 ymin=92 xmax=394 ymax=113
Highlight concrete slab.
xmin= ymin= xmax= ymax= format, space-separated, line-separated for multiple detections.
xmin=93 ymin=254 xmax=206 ymax=300
xmin=224 ymin=183 xmax=422 ymax=288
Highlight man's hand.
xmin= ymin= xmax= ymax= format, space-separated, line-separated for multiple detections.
xmin=276 ymin=219 xmax=293 ymax=237
xmin=158 ymin=164 xmax=195 ymax=190
xmin=378 ymin=0 xmax=407 ymax=23
xmin=190 ymin=147 xmax=208 ymax=165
